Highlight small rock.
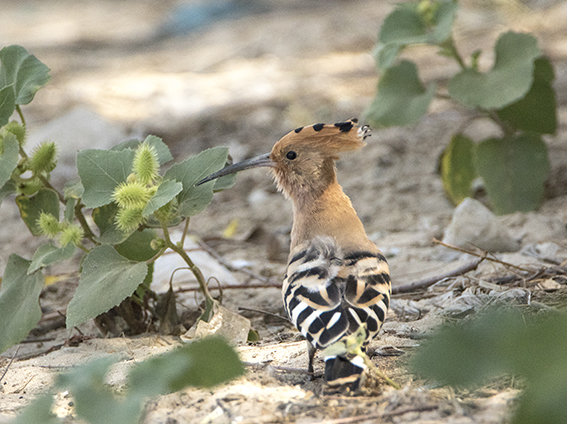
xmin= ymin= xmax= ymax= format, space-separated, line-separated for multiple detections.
xmin=442 ymin=198 xmax=520 ymax=253
xmin=184 ymin=303 xmax=251 ymax=344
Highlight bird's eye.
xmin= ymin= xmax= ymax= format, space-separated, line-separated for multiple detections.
xmin=286 ymin=151 xmax=297 ymax=160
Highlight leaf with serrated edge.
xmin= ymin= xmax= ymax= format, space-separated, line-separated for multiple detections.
xmin=0 ymin=45 xmax=51 ymax=105
xmin=143 ymin=180 xmax=182 ymax=216
xmin=449 ymin=32 xmax=541 ymax=109
xmin=164 ymin=147 xmax=229 ymax=217
xmin=66 ymin=245 xmax=148 ymax=328
xmin=28 ymin=243 xmax=75 ymax=274
xmin=77 ymin=149 xmax=134 ymax=209
xmin=111 ymin=135 xmax=173 ymax=166
xmin=0 ymin=254 xmax=44 ymax=353
xmin=0 ymin=85 xmax=16 ymax=126
xmin=15 ymin=188 xmax=60 ymax=236
xmin=366 ymin=60 xmax=435 ymax=127
xmin=0 ymin=132 xmax=19 ymax=188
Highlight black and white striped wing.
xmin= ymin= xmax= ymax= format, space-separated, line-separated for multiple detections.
xmin=282 ymin=236 xmax=391 ymax=349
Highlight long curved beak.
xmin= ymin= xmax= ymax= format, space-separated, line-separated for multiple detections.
xmin=196 ymin=153 xmax=274 ymax=186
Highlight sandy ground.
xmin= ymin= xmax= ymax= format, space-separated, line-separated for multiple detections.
xmin=1 ymin=0 xmax=567 ymax=422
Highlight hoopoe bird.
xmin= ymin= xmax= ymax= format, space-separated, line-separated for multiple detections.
xmin=198 ymin=119 xmax=391 ymax=386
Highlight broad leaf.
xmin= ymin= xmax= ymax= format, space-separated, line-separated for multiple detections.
xmin=449 ymin=32 xmax=541 ymax=109
xmin=111 ymin=135 xmax=173 ymax=166
xmin=0 ymin=132 xmax=19 ymax=188
xmin=497 ymin=57 xmax=557 ymax=135
xmin=0 ymin=254 xmax=44 ymax=354
xmin=63 ymin=180 xmax=84 ymax=199
xmin=64 ymin=198 xmax=76 ymax=222
xmin=164 ymin=147 xmax=229 ymax=217
xmin=0 ymin=45 xmax=51 ymax=105
xmin=376 ymin=0 xmax=458 ymax=70
xmin=143 ymin=179 xmax=182 ymax=216
xmin=0 ymin=84 xmax=16 ymax=126
xmin=366 ymin=60 xmax=435 ymax=127
xmin=115 ymin=229 xmax=159 ymax=261
xmin=57 ymin=357 xmax=142 ymax=424
xmin=66 ymin=245 xmax=148 ymax=328
xmin=0 ymin=179 xmax=16 ymax=206
xmin=92 ymin=203 xmax=133 ymax=245
xmin=12 ymin=394 xmax=61 ymax=424
xmin=128 ymin=337 xmax=245 ymax=395
xmin=28 ymin=243 xmax=75 ymax=274
xmin=440 ymin=134 xmax=477 ymax=205
xmin=411 ymin=309 xmax=567 ymax=424
xmin=16 ymin=188 xmax=60 ymax=236
xmin=77 ymin=149 xmax=135 ymax=208
xmin=474 ymin=133 xmax=550 ymax=215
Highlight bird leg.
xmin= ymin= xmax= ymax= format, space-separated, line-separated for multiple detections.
xmin=307 ymin=341 xmax=316 ymax=379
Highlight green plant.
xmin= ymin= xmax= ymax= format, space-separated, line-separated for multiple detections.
xmin=0 ymin=45 xmax=236 ymax=354
xmin=12 ymin=337 xmax=245 ymax=424
xmin=366 ymin=0 xmax=557 ymax=214
xmin=412 ymin=308 xmax=567 ymax=424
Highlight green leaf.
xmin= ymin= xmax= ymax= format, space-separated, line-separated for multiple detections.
xmin=379 ymin=1 xmax=457 ymax=45
xmin=66 ymin=245 xmax=148 ymax=328
xmin=0 ymin=84 xmax=16 ymax=126
xmin=497 ymin=57 xmax=557 ymax=135
xmin=164 ymin=147 xmax=229 ymax=217
xmin=64 ymin=198 xmax=76 ymax=222
xmin=15 ymin=188 xmax=60 ymax=236
xmin=0 ymin=132 xmax=19 ymax=188
xmin=474 ymin=133 xmax=550 ymax=215
xmin=111 ymin=135 xmax=173 ymax=166
xmin=0 ymin=45 xmax=51 ymax=105
xmin=0 ymin=254 xmax=44 ymax=354
xmin=57 ymin=357 xmax=143 ymax=424
xmin=63 ymin=180 xmax=84 ymax=199
xmin=213 ymin=163 xmax=237 ymax=193
xmin=449 ymin=32 xmax=541 ymax=109
xmin=77 ymin=149 xmax=135 ymax=208
xmin=411 ymin=309 xmax=567 ymax=424
xmin=0 ymin=179 xmax=16 ymax=206
xmin=366 ymin=60 xmax=435 ymax=127
xmin=92 ymin=202 xmax=133 ymax=245
xmin=128 ymin=336 xmax=245 ymax=395
xmin=115 ymin=229 xmax=159 ymax=261
xmin=376 ymin=0 xmax=458 ymax=70
xmin=143 ymin=179 xmax=182 ymax=217
xmin=12 ymin=394 xmax=61 ymax=424
xmin=28 ymin=243 xmax=75 ymax=274
xmin=440 ymin=134 xmax=477 ymax=205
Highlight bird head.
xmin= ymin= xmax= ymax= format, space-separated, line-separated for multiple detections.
xmin=197 ymin=119 xmax=370 ymax=201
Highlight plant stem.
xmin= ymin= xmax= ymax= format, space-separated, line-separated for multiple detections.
xmin=180 ymin=217 xmax=190 ymax=248
xmin=442 ymin=38 xmax=467 ymax=70
xmin=16 ymin=105 xmax=26 ymax=128
xmin=160 ymin=221 xmax=214 ymax=307
xmin=74 ymin=202 xmax=97 ymax=243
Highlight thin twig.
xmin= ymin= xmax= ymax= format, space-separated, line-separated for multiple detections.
xmin=242 ymin=361 xmax=315 ymax=375
xmin=0 ymin=346 xmax=20 ymax=384
xmin=196 ymin=240 xmax=274 ymax=284
xmin=176 ymin=282 xmax=281 ymax=293
xmin=393 ymin=258 xmax=483 ymax=295
xmin=433 ymin=238 xmax=532 ymax=272
xmin=238 ymin=306 xmax=291 ymax=323
xmin=318 ymin=405 xmax=439 ymax=424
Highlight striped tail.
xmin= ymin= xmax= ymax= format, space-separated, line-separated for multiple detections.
xmin=324 ymin=354 xmax=366 ymax=386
